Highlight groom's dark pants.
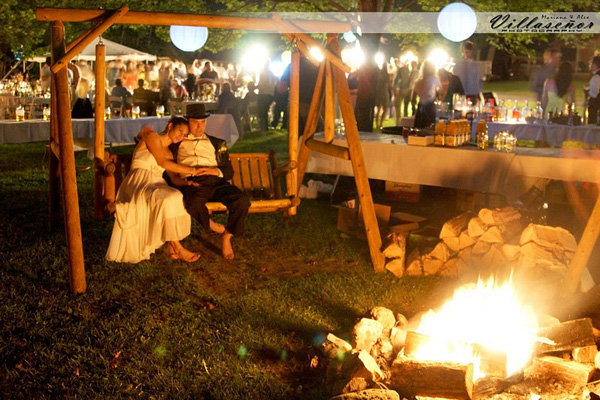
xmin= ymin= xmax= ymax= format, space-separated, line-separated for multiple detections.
xmin=181 ymin=176 xmax=250 ymax=236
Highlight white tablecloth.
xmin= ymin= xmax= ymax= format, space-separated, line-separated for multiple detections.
xmin=474 ymin=121 xmax=600 ymax=147
xmin=305 ymin=132 xmax=600 ymax=200
xmin=0 ymin=114 xmax=239 ymax=146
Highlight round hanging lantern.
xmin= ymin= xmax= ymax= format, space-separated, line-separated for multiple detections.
xmin=437 ymin=2 xmax=477 ymax=42
xmin=169 ymin=26 xmax=208 ymax=52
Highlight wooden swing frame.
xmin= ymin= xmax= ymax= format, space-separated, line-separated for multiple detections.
xmin=36 ymin=6 xmax=386 ymax=293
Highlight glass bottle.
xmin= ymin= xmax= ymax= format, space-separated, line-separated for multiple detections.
xmin=511 ymin=99 xmax=521 ymax=121
xmin=522 ymin=100 xmax=532 ymax=120
xmin=15 ymin=105 xmax=25 ymax=121
xmin=476 ymin=119 xmax=488 ymax=150
xmin=42 ymin=105 xmax=50 ymax=121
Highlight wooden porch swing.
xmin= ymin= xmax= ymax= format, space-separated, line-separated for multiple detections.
xmin=37 ymin=6 xmax=386 ymax=293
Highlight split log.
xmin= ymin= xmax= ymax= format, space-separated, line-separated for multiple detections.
xmin=382 ymin=232 xmax=406 ymax=259
xmin=443 ymin=237 xmax=461 ymax=253
xmin=390 ymin=356 xmax=474 ymax=399
xmin=478 ymin=226 xmax=504 ymax=244
xmin=405 ymin=249 xmax=423 ymax=276
xmin=520 ymin=242 xmax=560 ymax=264
xmin=530 ymin=356 xmax=597 ymax=386
xmin=478 ymin=206 xmax=521 ymax=227
xmin=438 ymin=257 xmax=468 ymax=277
xmin=385 ymin=258 xmax=405 ymax=278
xmin=501 ymin=244 xmax=521 ymax=261
xmin=422 ymin=256 xmax=444 ymax=276
xmin=472 ymin=373 xmax=524 ymax=399
xmin=321 ymin=333 xmax=353 ymax=359
xmin=429 ymin=242 xmax=452 ymax=262
xmin=440 ymin=213 xmax=471 ymax=239
xmin=459 ymin=231 xmax=476 ymax=250
xmin=536 ymin=318 xmax=596 ymax=355
xmin=468 ymin=217 xmax=487 ymax=238
xmin=481 ymin=244 xmax=506 ymax=267
xmin=573 ymin=345 xmax=599 ymax=363
xmin=472 ymin=240 xmax=491 ymax=256
xmin=404 ymin=331 xmax=507 ymax=378
xmin=520 ymin=223 xmax=578 ymax=252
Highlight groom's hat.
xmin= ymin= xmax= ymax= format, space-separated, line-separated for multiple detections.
xmin=186 ymin=103 xmax=210 ymax=119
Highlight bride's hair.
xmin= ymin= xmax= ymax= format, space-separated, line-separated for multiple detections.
xmin=134 ymin=116 xmax=189 ymax=143
xmin=162 ymin=116 xmax=189 ymax=134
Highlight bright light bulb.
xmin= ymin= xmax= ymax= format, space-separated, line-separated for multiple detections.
xmin=269 ymin=60 xmax=286 ymax=78
xmin=309 ymin=47 xmax=324 ymax=62
xmin=281 ymin=50 xmax=291 ymax=65
xmin=427 ymin=48 xmax=449 ymax=71
xmin=241 ymin=44 xmax=269 ymax=73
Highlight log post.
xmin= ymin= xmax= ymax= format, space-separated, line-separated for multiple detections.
xmin=286 ymin=49 xmax=300 ymax=216
xmin=328 ymin=35 xmax=385 ymax=271
xmin=51 ymin=21 xmax=86 ymax=293
xmin=323 ymin=61 xmax=335 ymax=143
xmin=49 ymin=77 xmax=61 ymax=230
xmin=295 ymin=61 xmax=325 ymax=191
xmin=564 ymin=192 xmax=600 ymax=294
xmin=93 ymin=42 xmax=106 ymax=220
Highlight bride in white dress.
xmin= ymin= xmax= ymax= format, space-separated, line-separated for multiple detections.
xmin=106 ymin=117 xmax=202 ymax=263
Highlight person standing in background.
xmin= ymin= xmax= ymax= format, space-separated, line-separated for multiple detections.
xmin=587 ymin=56 xmax=600 ymax=125
xmin=453 ymin=41 xmax=481 ymax=105
xmin=530 ymin=47 xmax=561 ymax=109
xmin=271 ymin=77 xmax=289 ymax=130
xmin=413 ymin=61 xmax=441 ymax=129
xmin=40 ymin=57 xmax=52 ymax=93
xmin=256 ymin=64 xmax=276 ymax=132
xmin=393 ymin=58 xmax=411 ymax=124
xmin=374 ymin=61 xmax=390 ymax=131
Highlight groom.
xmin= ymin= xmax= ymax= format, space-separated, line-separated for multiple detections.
xmin=166 ymin=103 xmax=250 ymax=259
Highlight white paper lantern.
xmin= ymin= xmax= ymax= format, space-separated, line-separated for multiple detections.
xmin=169 ymin=26 xmax=208 ymax=52
xmin=437 ymin=2 xmax=477 ymax=42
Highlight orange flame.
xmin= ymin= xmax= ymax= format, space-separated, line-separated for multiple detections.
xmin=412 ymin=276 xmax=539 ymax=380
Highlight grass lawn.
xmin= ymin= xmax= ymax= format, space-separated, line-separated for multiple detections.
xmin=0 ymin=131 xmax=460 ymax=399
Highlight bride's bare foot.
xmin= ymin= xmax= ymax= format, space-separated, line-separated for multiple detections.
xmin=177 ymin=246 xmax=200 ymax=263
xmin=170 ymin=241 xmax=199 ymax=263
xmin=222 ymin=232 xmax=234 ymax=260
xmin=167 ymin=242 xmax=179 ymax=260
xmin=209 ymin=219 xmax=226 ymax=235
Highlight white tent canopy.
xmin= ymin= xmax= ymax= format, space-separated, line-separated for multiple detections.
xmin=30 ymin=37 xmax=157 ymax=63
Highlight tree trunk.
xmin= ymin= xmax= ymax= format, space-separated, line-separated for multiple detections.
xmin=355 ymin=33 xmax=379 ymax=133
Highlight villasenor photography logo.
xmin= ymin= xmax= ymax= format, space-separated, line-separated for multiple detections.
xmin=488 ymin=13 xmax=596 ymax=33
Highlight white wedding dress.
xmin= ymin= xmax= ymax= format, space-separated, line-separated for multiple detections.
xmin=106 ymin=146 xmax=191 ymax=263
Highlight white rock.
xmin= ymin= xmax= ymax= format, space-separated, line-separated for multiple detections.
xmin=352 ymin=318 xmax=384 ymax=352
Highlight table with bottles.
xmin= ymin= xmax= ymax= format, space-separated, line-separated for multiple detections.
xmin=305 ymin=132 xmax=600 ymax=200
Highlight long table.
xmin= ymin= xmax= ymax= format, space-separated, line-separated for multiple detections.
xmin=305 ymin=132 xmax=600 ymax=200
xmin=0 ymin=114 xmax=239 ymax=146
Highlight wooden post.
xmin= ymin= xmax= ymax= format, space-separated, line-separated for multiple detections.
xmin=329 ymin=35 xmax=385 ymax=271
xmin=296 ymin=62 xmax=325 ymax=191
xmin=323 ymin=61 xmax=335 ymax=143
xmin=49 ymin=78 xmax=61 ymax=229
xmin=51 ymin=21 xmax=86 ymax=293
xmin=564 ymin=192 xmax=600 ymax=294
xmin=94 ymin=43 xmax=106 ymax=220
xmin=287 ymin=49 xmax=300 ymax=216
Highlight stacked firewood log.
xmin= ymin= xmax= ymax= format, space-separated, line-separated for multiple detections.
xmin=384 ymin=207 xmax=578 ymax=288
